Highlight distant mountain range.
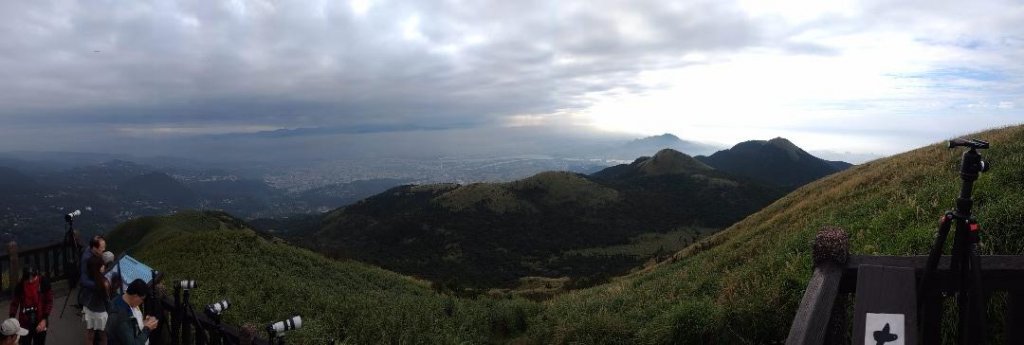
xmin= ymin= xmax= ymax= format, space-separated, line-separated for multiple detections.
xmin=290 ymin=148 xmax=784 ymax=288
xmin=697 ymin=137 xmax=852 ymax=188
xmin=285 ymin=138 xmax=852 ymax=288
xmin=606 ymin=133 xmax=722 ymax=158
xmin=0 ymin=160 xmax=407 ymax=245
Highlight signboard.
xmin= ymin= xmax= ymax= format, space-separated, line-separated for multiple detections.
xmin=865 ymin=313 xmax=904 ymax=345
xmin=105 ymin=254 xmax=156 ymax=294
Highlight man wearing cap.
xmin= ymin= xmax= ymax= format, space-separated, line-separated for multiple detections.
xmin=0 ymin=318 xmax=28 ymax=345
xmin=8 ymin=267 xmax=52 ymax=345
xmin=105 ymin=279 xmax=158 ymax=345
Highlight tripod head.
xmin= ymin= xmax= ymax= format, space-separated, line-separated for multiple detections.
xmin=948 ymin=138 xmax=991 ymax=216
xmin=949 ymin=138 xmax=990 ymax=181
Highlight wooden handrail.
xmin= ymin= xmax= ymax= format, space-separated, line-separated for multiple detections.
xmin=786 ymin=227 xmax=848 ymax=345
xmin=789 ymin=228 xmax=1024 ymax=345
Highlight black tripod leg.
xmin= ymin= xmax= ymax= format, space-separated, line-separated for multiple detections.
xmin=921 ymin=214 xmax=954 ymax=297
xmin=920 ymin=214 xmax=954 ymax=343
xmin=958 ymin=241 xmax=970 ymax=345
xmin=969 ymin=242 xmax=986 ymax=343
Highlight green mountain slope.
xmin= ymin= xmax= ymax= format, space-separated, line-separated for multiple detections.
xmin=529 ymin=126 xmax=1024 ymax=343
xmin=106 ymin=211 xmax=539 ymax=344
xmin=102 ymin=126 xmax=1024 ymax=344
xmin=296 ymin=150 xmax=782 ymax=288
xmin=697 ymin=137 xmax=851 ymax=188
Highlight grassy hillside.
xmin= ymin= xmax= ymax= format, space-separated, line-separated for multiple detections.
xmin=103 ymin=126 xmax=1024 ymax=344
xmin=107 ymin=211 xmax=540 ymax=344
xmin=300 ymin=152 xmax=781 ymax=288
xmin=528 ymin=125 xmax=1024 ymax=343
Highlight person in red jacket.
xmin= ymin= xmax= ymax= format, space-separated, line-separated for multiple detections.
xmin=8 ymin=267 xmax=52 ymax=345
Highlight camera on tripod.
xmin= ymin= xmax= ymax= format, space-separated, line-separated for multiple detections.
xmin=267 ymin=315 xmax=303 ymax=340
xmin=64 ymin=209 xmax=81 ymax=223
xmin=22 ymin=306 xmax=37 ymax=330
xmin=205 ymin=300 xmax=230 ymax=317
xmin=179 ymin=280 xmax=197 ymax=290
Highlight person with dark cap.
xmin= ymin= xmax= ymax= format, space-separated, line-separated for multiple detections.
xmin=106 ymin=279 xmax=158 ymax=345
xmin=8 ymin=267 xmax=52 ymax=345
xmin=0 ymin=318 xmax=29 ymax=345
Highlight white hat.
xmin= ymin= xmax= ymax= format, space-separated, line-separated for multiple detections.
xmin=102 ymin=251 xmax=116 ymax=264
xmin=1 ymin=318 xmax=28 ymax=336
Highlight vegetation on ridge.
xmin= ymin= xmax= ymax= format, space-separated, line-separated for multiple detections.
xmin=107 ymin=211 xmax=541 ymax=344
xmin=293 ymin=152 xmax=782 ymax=289
xmin=530 ymin=125 xmax=1024 ymax=343
xmin=104 ymin=126 xmax=1024 ymax=344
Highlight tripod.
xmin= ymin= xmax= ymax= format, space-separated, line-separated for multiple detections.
xmin=175 ymin=287 xmax=210 ymax=345
xmin=919 ymin=138 xmax=991 ymax=344
xmin=59 ymin=214 xmax=83 ymax=319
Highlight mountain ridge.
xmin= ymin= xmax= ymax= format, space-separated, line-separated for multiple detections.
xmin=293 ymin=149 xmax=783 ymax=288
xmin=697 ymin=137 xmax=851 ymax=188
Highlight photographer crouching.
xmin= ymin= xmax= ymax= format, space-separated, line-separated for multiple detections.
xmin=8 ymin=267 xmax=53 ymax=345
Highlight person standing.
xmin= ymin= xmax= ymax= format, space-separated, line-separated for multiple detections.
xmin=106 ymin=280 xmax=158 ymax=345
xmin=84 ymin=254 xmax=112 ymax=345
xmin=80 ymin=236 xmax=105 ymax=345
xmin=0 ymin=319 xmax=28 ymax=345
xmin=8 ymin=267 xmax=52 ymax=345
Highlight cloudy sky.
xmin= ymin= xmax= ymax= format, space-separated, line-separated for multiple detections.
xmin=1 ymin=0 xmax=1022 ymax=159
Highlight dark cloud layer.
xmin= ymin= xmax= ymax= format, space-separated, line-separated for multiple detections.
xmin=0 ymin=0 xmax=764 ymax=137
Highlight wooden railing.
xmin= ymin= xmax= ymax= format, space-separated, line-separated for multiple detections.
xmin=0 ymin=241 xmax=70 ymax=299
xmin=0 ymin=237 xmax=330 ymax=344
xmin=786 ymin=229 xmax=1024 ymax=345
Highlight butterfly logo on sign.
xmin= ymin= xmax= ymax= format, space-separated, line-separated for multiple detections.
xmin=865 ymin=313 xmax=904 ymax=345
xmin=873 ymin=323 xmax=898 ymax=345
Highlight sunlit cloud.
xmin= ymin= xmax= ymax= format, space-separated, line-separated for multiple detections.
xmin=0 ymin=0 xmax=1021 ymax=157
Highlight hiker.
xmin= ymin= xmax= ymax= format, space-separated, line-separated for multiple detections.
xmin=0 ymin=319 xmax=28 ymax=345
xmin=106 ymin=280 xmax=158 ymax=345
xmin=80 ymin=235 xmax=106 ymax=345
xmin=8 ymin=267 xmax=52 ymax=345
xmin=85 ymin=253 xmax=113 ymax=345
xmin=79 ymin=236 xmax=106 ymax=303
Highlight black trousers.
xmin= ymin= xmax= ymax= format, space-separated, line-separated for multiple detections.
xmin=18 ymin=330 xmax=45 ymax=345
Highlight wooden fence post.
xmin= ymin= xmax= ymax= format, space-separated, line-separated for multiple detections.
xmin=7 ymin=241 xmax=18 ymax=295
xmin=1007 ymin=290 xmax=1024 ymax=345
xmin=786 ymin=226 xmax=849 ymax=345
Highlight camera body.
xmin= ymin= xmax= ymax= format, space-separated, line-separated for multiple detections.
xmin=206 ymin=300 xmax=230 ymax=316
xmin=23 ymin=306 xmax=37 ymax=330
xmin=267 ymin=315 xmax=302 ymax=336
xmin=179 ymin=280 xmax=197 ymax=290
xmin=64 ymin=209 xmax=82 ymax=223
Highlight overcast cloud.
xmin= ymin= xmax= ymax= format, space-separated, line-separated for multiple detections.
xmin=1 ymin=0 xmax=1022 ymax=158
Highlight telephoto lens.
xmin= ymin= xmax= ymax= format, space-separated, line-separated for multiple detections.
xmin=64 ymin=209 xmax=81 ymax=222
xmin=206 ymin=300 xmax=230 ymax=316
xmin=179 ymin=280 xmax=197 ymax=290
xmin=268 ymin=315 xmax=303 ymax=335
xmin=24 ymin=307 xmax=37 ymax=329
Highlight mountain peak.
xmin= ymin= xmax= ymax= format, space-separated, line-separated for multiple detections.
xmin=626 ymin=133 xmax=685 ymax=147
xmin=637 ymin=149 xmax=713 ymax=176
xmin=699 ymin=137 xmax=851 ymax=188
